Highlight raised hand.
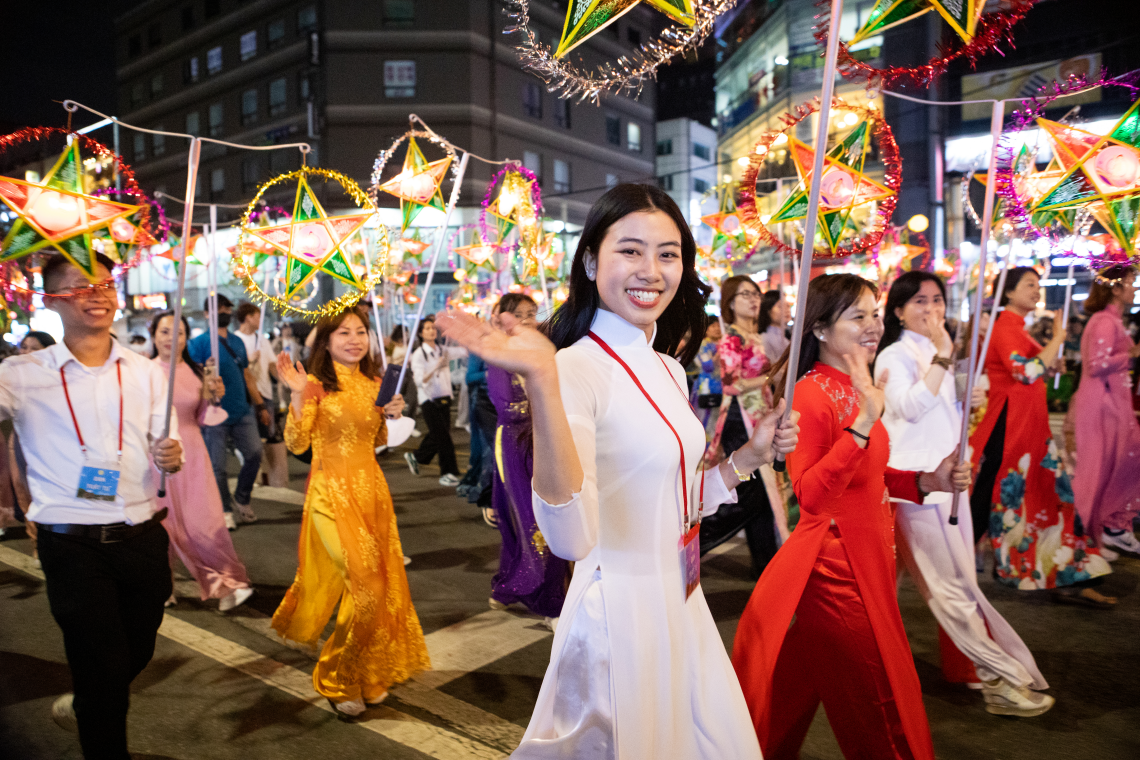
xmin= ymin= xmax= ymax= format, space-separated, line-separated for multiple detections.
xmin=843 ymin=346 xmax=886 ymax=425
xmin=436 ymin=310 xmax=556 ymax=379
xmin=927 ymin=312 xmax=953 ymax=357
xmin=276 ymin=351 xmax=309 ymax=394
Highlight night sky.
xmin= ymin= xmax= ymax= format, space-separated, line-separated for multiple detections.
xmin=0 ymin=1 xmax=118 ymax=131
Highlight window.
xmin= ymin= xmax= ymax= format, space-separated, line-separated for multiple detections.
xmin=297 ymin=5 xmax=318 ymax=33
xmin=153 ymin=130 xmax=166 ymax=157
xmin=130 ymin=82 xmax=146 ymax=107
xmin=605 ymin=115 xmax=620 ymax=145
xmin=553 ymin=160 xmax=571 ymax=193
xmin=523 ymin=151 xmax=542 ymax=182
xmin=210 ymin=168 xmax=225 ymax=200
xmin=298 ymin=71 xmax=313 ymax=101
xmin=241 ymin=89 xmax=258 ymax=125
xmin=205 ymin=0 xmax=220 ymax=18
xmin=522 ymin=82 xmax=542 ymax=119
xmin=147 ymin=23 xmax=162 ymax=49
xmin=183 ymin=57 xmax=199 ymax=84
xmin=657 ymin=175 xmax=673 ymax=191
xmin=383 ymin=60 xmax=415 ymax=98
xmin=627 ymin=27 xmax=641 ymax=47
xmin=383 ymin=0 xmax=414 ymax=26
xmin=656 ymin=139 xmax=672 ymax=156
xmin=240 ymin=31 xmax=257 ymax=61
xmin=150 ymin=73 xmax=164 ymax=98
xmin=206 ymin=46 xmax=223 ymax=75
xmin=208 ymin=102 xmax=224 ymax=137
xmin=693 ymin=142 xmax=710 ymax=160
xmin=133 ymin=134 xmax=146 ymax=162
xmin=554 ymin=98 xmax=571 ymax=129
xmin=181 ymin=7 xmax=194 ymax=31
xmin=185 ymin=112 xmax=200 ymax=136
xmin=242 ymin=157 xmax=263 ymax=191
xmin=605 ymin=173 xmax=618 ymax=188
xmin=627 ymin=123 xmax=642 ymax=152
xmin=268 ymin=19 xmax=286 ymax=49
xmin=269 ymin=78 xmax=287 ymax=116
xmin=128 ymin=35 xmax=142 ymax=59
xmin=693 ymin=178 xmax=709 ymax=193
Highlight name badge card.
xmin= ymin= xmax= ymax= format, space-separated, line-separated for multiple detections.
xmin=77 ymin=461 xmax=121 ymax=501
xmin=679 ymin=524 xmax=700 ymax=601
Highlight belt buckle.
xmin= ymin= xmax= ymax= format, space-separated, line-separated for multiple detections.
xmin=99 ymin=523 xmax=127 ymax=544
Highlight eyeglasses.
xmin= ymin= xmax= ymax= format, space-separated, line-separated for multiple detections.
xmin=733 ymin=291 xmax=762 ymax=301
xmin=52 ymin=280 xmax=118 ymax=299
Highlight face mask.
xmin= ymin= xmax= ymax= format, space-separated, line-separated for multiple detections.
xmin=217 ymin=312 xmax=233 ymax=329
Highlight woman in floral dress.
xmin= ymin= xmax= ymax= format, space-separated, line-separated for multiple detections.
xmin=968 ymin=267 xmax=1113 ymax=606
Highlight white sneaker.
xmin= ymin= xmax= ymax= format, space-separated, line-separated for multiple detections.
xmin=439 ymin=473 xmax=460 ymax=487
xmin=1101 ymin=545 xmax=1120 ymax=562
xmin=404 ymin=452 xmax=419 ymax=475
xmin=224 ymin=512 xmax=237 ymax=531
xmin=1102 ymin=528 xmax=1140 ymax=555
xmin=51 ymin=694 xmax=77 ymax=733
xmin=331 ymin=697 xmax=366 ymax=717
xmin=234 ymin=501 xmax=258 ymax=524
xmin=219 ymin=587 xmax=254 ymax=612
xmin=409 ymin=428 xmax=422 ymax=438
xmin=403 ymin=555 xmax=412 ymax=566
xmin=164 ymin=594 xmax=178 ymax=608
xmin=980 ymin=678 xmax=1056 ymax=717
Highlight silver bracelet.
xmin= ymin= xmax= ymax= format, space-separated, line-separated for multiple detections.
xmin=728 ymin=451 xmax=755 ymax=482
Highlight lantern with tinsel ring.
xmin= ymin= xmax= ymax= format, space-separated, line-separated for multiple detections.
xmin=996 ymin=71 xmax=1140 ymax=264
xmin=233 ymin=166 xmax=387 ymax=321
xmin=369 ymin=128 xmax=459 ymax=234
xmin=505 ymin=0 xmax=741 ymax=103
xmin=738 ymin=98 xmax=901 ymax=261
xmin=0 ymin=127 xmax=156 ymax=287
xmin=815 ymin=0 xmax=1038 ymax=90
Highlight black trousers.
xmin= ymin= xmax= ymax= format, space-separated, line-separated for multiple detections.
xmin=37 ymin=523 xmax=172 ymax=760
xmin=416 ymin=397 xmax=459 ymax=476
xmin=699 ymin=399 xmax=779 ymax=578
xmin=971 ymin=403 xmax=1007 ymax=546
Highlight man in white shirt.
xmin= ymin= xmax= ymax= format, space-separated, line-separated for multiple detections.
xmin=233 ymin=302 xmax=275 ymax=438
xmin=0 ymin=253 xmax=183 ymax=760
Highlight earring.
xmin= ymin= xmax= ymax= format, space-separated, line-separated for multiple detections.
xmin=815 ymin=332 xmax=825 ymax=342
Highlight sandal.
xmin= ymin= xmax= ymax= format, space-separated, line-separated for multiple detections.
xmin=482 ymin=507 xmax=498 ymax=528
xmin=1051 ymin=588 xmax=1117 ymax=609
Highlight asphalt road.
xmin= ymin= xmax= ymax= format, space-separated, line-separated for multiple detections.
xmin=1 ymin=427 xmax=1138 ymax=760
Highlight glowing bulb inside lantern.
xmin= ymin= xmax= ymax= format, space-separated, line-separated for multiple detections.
xmin=1094 ymin=146 xmax=1140 ymax=189
xmin=907 ymin=214 xmax=930 ymax=233
xmin=843 ymin=113 xmax=858 ymax=126
xmin=819 ymin=167 xmax=855 ymax=208
xmin=29 ymin=190 xmax=82 ymax=233
xmin=773 ymin=133 xmax=788 ymax=146
xmin=498 ymin=188 xmax=518 ymax=217
xmin=111 ymin=219 xmax=135 ymax=242
xmin=293 ymin=223 xmax=333 ymax=263
xmin=454 ymin=269 xmax=467 ymax=281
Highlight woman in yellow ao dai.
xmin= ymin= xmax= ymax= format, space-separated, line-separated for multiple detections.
xmin=272 ymin=307 xmax=429 ymax=719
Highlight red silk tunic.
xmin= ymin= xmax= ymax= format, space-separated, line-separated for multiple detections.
xmin=732 ymin=362 xmax=935 ymax=760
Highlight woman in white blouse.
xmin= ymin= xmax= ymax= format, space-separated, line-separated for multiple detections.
xmin=874 ymin=271 xmax=1052 ymax=718
xmin=406 ymin=319 xmax=467 ymax=486
xmin=439 ymin=184 xmax=798 ymax=759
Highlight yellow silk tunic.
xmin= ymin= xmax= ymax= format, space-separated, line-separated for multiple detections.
xmin=273 ymin=364 xmax=430 ymax=703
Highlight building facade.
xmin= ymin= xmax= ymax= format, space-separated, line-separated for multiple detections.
xmin=655 ymin=117 xmax=718 ymax=227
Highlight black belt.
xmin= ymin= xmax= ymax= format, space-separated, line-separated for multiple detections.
xmin=36 ymin=508 xmax=168 ymax=544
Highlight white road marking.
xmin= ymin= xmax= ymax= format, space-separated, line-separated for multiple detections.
xmin=0 ymin=545 xmax=509 ymax=759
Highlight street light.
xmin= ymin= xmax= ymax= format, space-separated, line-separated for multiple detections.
xmin=907 ymin=214 xmax=930 ymax=233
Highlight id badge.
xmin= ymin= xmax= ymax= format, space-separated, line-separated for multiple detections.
xmin=77 ymin=461 xmax=121 ymax=501
xmin=679 ymin=523 xmax=701 ymax=601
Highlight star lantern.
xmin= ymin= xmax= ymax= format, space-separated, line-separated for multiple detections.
xmin=850 ymin=0 xmax=984 ymax=46
xmin=770 ymin=119 xmax=895 ymax=256
xmin=701 ymin=186 xmax=748 ymax=254
xmin=973 ymin=146 xmax=1073 ymax=233
xmin=454 ymin=232 xmax=498 ymax=267
xmin=158 ymin=233 xmax=207 ymax=272
xmin=0 ymin=141 xmax=140 ymax=279
xmin=555 ymin=0 xmax=695 ymax=58
xmin=486 ymin=170 xmax=540 ymax=245
xmin=1030 ymin=101 xmax=1140 ymax=255
xmin=377 ymin=137 xmax=451 ymax=232
xmin=245 ymin=175 xmax=372 ymax=299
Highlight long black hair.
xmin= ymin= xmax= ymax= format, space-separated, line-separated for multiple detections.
xmin=544 ymin=183 xmax=711 ymax=366
xmin=771 ymin=274 xmax=878 ymax=403
xmin=876 ymin=271 xmax=947 ymax=356
xmin=756 ymin=289 xmax=783 ymax=334
xmin=148 ymin=310 xmax=204 ymax=380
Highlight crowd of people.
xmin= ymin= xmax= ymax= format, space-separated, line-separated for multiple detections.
xmin=0 ymin=183 xmax=1137 ymax=759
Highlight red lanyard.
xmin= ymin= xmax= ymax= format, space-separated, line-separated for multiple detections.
xmin=61 ymin=359 xmax=123 ymax=461
xmin=588 ymin=331 xmax=705 ymax=529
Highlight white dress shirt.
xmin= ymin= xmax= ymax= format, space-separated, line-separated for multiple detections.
xmin=0 ymin=339 xmax=180 ymax=526
xmin=234 ymin=329 xmax=274 ymax=400
xmin=874 ymin=329 xmax=962 ymax=504
xmin=410 ymin=343 xmax=467 ymax=402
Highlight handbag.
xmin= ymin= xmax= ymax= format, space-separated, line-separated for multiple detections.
xmin=697 ymin=393 xmax=722 ymax=409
